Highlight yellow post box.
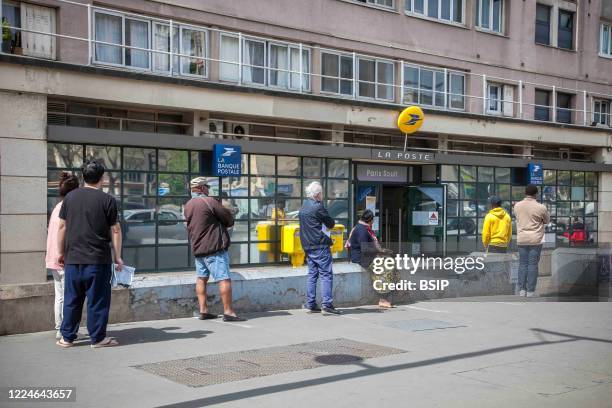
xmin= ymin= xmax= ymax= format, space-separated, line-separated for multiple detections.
xmin=281 ymin=223 xmax=304 ymax=267
xmin=330 ymin=224 xmax=346 ymax=254
xmin=256 ymin=221 xmax=274 ymax=252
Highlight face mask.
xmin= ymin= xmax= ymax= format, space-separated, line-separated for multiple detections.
xmin=191 ymin=192 xmax=204 ymax=199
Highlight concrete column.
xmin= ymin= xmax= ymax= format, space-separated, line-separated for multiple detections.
xmin=0 ymin=91 xmax=48 ymax=284
xmin=594 ymin=148 xmax=612 ymax=246
xmin=438 ymin=134 xmax=449 ymax=153
xmin=331 ymin=124 xmax=344 ymax=146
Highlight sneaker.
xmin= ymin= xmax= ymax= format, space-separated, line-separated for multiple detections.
xmin=526 ymin=292 xmax=538 ymax=298
xmin=518 ymin=290 xmax=526 ymax=297
xmin=55 ymin=330 xmax=62 ymax=340
xmin=322 ymin=306 xmax=342 ymax=315
xmin=305 ymin=305 xmax=321 ymax=314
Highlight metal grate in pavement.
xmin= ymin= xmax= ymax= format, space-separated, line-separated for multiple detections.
xmin=382 ymin=319 xmax=466 ymax=332
xmin=133 ymin=338 xmax=406 ymax=387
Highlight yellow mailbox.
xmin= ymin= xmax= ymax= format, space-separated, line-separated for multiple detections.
xmin=281 ymin=223 xmax=346 ymax=268
xmin=330 ymin=224 xmax=346 ymax=253
xmin=256 ymin=221 xmax=274 ymax=252
xmin=281 ymin=223 xmax=304 ymax=267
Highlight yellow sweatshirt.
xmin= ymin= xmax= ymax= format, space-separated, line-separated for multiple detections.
xmin=482 ymin=207 xmax=512 ymax=248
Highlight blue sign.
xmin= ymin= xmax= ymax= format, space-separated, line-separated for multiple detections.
xmin=158 ymin=187 xmax=169 ymax=196
xmin=528 ymin=162 xmax=543 ymax=185
xmin=212 ymin=144 xmax=241 ymax=176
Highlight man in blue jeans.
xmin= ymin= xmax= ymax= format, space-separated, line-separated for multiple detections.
xmin=513 ymin=184 xmax=550 ymax=297
xmin=56 ymin=159 xmax=122 ymax=348
xmin=299 ymin=181 xmax=340 ymax=315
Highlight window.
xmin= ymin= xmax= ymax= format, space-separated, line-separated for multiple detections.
xmin=556 ymin=92 xmax=572 ymax=124
xmin=242 ymin=37 xmax=265 ymax=85
xmin=219 ymin=33 xmax=239 ymax=81
xmin=405 ymin=0 xmax=463 ymax=24
xmin=403 ymin=64 xmax=465 ymax=110
xmin=357 ymin=57 xmax=394 ymax=100
xmin=268 ymin=43 xmax=310 ymax=91
xmin=1 ymin=1 xmax=56 ymax=59
xmin=600 ymin=23 xmax=611 ymax=57
xmin=95 ymin=10 xmax=209 ymax=75
xmin=558 ymin=10 xmax=574 ymax=50
xmin=355 ymin=0 xmax=394 ymax=9
xmin=487 ymin=83 xmax=514 ymax=116
xmin=476 ymin=0 xmax=503 ymax=33
xmin=487 ymin=83 xmax=502 ymax=114
xmin=535 ymin=4 xmax=551 ymax=45
xmin=535 ymin=89 xmax=551 ymax=121
xmin=593 ymin=99 xmax=610 ymax=126
xmin=321 ymin=52 xmax=354 ymax=96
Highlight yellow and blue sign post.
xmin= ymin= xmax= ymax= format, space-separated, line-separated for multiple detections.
xmin=397 ymin=106 xmax=425 ymax=150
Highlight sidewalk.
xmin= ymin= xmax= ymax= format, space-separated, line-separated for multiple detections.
xmin=1 ymin=296 xmax=611 ymax=408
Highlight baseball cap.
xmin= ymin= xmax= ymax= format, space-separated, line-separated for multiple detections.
xmin=488 ymin=195 xmax=502 ymax=206
xmin=190 ymin=177 xmax=211 ymax=188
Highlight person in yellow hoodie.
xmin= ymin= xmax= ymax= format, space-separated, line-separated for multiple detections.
xmin=482 ymin=196 xmax=512 ymax=253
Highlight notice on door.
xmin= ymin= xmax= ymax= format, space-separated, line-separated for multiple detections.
xmin=412 ymin=211 xmax=439 ymax=226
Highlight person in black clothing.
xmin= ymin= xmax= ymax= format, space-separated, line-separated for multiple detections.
xmin=56 ymin=159 xmax=123 ymax=348
xmin=347 ymin=210 xmax=394 ymax=308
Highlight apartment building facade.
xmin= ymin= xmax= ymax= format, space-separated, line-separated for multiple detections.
xmin=1 ymin=0 xmax=611 ymax=285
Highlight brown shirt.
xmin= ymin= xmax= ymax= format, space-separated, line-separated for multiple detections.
xmin=513 ymin=196 xmax=550 ymax=246
xmin=184 ymin=196 xmax=234 ymax=257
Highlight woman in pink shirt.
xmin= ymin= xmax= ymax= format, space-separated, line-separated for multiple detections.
xmin=46 ymin=172 xmax=79 ymax=339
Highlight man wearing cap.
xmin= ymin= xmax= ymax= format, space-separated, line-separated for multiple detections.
xmin=184 ymin=177 xmax=243 ymax=321
xmin=482 ymin=196 xmax=512 ymax=253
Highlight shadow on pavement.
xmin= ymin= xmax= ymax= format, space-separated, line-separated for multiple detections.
xmin=108 ymin=326 xmax=212 ymax=346
xmin=240 ymin=311 xmax=293 ymax=320
xmin=154 ymin=328 xmax=612 ymax=408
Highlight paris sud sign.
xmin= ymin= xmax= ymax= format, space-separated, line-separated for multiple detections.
xmin=212 ymin=144 xmax=242 ymax=176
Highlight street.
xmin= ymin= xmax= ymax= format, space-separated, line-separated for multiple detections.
xmin=1 ymin=296 xmax=611 ymax=407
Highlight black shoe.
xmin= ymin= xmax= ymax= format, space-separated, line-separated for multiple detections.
xmin=223 ymin=314 xmax=245 ymax=322
xmin=322 ymin=306 xmax=342 ymax=315
xmin=198 ymin=313 xmax=219 ymax=320
xmin=305 ymin=305 xmax=321 ymax=314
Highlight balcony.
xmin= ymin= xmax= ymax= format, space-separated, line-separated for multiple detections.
xmin=1 ymin=0 xmax=611 ymax=130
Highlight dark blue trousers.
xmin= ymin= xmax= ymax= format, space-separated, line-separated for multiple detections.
xmin=305 ymin=247 xmax=334 ymax=308
xmin=60 ymin=264 xmax=112 ymax=344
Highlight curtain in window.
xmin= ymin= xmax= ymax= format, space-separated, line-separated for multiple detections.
xmin=403 ymin=66 xmax=419 ymax=103
xmin=602 ymin=25 xmax=610 ymax=55
xmin=21 ymin=3 xmax=56 ymax=59
xmin=95 ymin=13 xmax=122 ymax=64
xmin=340 ymin=56 xmax=353 ymax=95
xmin=153 ymin=24 xmax=169 ymax=72
xmin=289 ymin=48 xmax=309 ymax=90
xmin=449 ymin=73 xmax=465 ymax=109
xmin=269 ymin=44 xmax=288 ymax=88
xmin=125 ymin=19 xmax=149 ymax=69
xmin=220 ymin=35 xmax=239 ymax=81
xmin=181 ymin=28 xmax=206 ymax=76
xmin=242 ymin=39 xmax=265 ymax=84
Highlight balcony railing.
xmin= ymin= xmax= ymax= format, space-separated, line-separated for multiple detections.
xmin=1 ymin=0 xmax=611 ymax=130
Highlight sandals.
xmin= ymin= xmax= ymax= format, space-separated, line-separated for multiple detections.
xmin=91 ymin=337 xmax=119 ymax=348
xmin=56 ymin=338 xmax=74 ymax=348
xmin=198 ymin=313 xmax=220 ymax=320
xmin=222 ymin=314 xmax=245 ymax=322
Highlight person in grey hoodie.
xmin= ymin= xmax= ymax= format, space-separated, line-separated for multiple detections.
xmin=513 ymin=184 xmax=550 ymax=297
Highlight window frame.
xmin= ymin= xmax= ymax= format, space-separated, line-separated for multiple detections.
xmin=241 ymin=36 xmax=267 ymax=86
xmin=405 ymin=0 xmax=465 ymax=25
xmin=557 ymin=9 xmax=574 ymax=50
xmin=535 ymin=3 xmax=551 ymax=46
xmin=593 ymin=99 xmax=611 ymax=127
xmin=475 ymin=0 xmax=504 ymax=34
xmin=353 ymin=0 xmax=395 ymax=10
xmin=600 ymin=23 xmax=612 ymax=58
xmin=534 ymin=89 xmax=551 ymax=122
xmin=486 ymin=83 xmax=503 ymax=115
xmin=93 ymin=9 xmax=126 ymax=68
xmin=356 ymin=56 xmax=395 ymax=101
xmin=177 ymin=24 xmax=209 ymax=79
xmin=320 ymin=50 xmax=355 ymax=97
xmin=556 ymin=92 xmax=573 ymax=124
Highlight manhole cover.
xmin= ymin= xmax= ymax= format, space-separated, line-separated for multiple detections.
xmin=382 ymin=319 xmax=466 ymax=331
xmin=133 ymin=338 xmax=406 ymax=387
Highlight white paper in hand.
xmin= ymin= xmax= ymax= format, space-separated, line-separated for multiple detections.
xmin=111 ymin=264 xmax=135 ymax=288
xmin=321 ymin=225 xmax=331 ymax=238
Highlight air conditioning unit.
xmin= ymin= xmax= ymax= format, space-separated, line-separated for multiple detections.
xmin=200 ymin=119 xmax=224 ymax=139
xmin=225 ymin=122 xmax=249 ymax=140
xmin=559 ymin=148 xmax=570 ymax=160
xmin=47 ymin=101 xmax=67 ymax=126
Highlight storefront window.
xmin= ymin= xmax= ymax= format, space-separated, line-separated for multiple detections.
xmin=47 ymin=144 xmax=350 ymax=271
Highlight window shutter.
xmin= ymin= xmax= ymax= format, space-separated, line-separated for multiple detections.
xmin=503 ymin=85 xmax=514 ymax=117
xmin=21 ymin=3 xmax=56 ymax=59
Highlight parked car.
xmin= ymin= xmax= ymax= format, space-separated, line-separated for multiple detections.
xmin=123 ymin=208 xmax=187 ymax=245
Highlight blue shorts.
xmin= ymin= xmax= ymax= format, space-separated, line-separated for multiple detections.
xmin=195 ymin=250 xmax=231 ymax=281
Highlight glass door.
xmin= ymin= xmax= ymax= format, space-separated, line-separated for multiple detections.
xmin=407 ymin=185 xmax=447 ymax=255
